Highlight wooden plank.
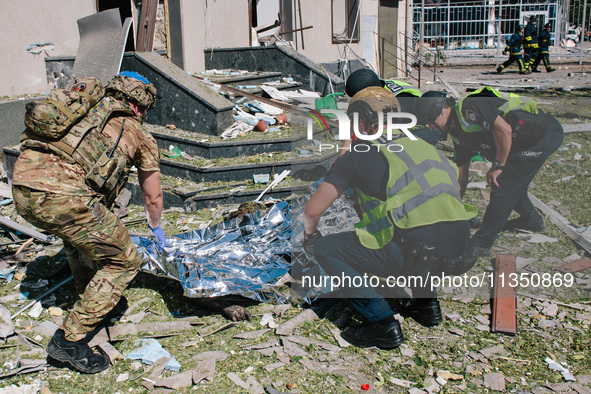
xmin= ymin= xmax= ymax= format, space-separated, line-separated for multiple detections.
xmin=0 ymin=215 xmax=49 ymax=243
xmin=491 ymin=254 xmax=517 ymax=336
xmin=136 ymin=0 xmax=159 ymax=52
xmin=529 ymin=192 xmax=591 ymax=255
xmin=557 ymin=258 xmax=591 ymax=273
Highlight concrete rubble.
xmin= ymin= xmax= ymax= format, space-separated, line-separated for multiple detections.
xmin=0 ymin=45 xmax=590 ymax=391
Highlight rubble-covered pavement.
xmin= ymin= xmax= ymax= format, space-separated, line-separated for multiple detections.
xmin=0 ymin=63 xmax=591 ymax=393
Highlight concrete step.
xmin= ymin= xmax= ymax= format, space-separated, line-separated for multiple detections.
xmin=158 ymin=150 xmax=337 ymax=183
xmin=2 ymin=146 xmax=317 ymax=212
xmin=126 ymin=174 xmax=310 ymax=211
xmin=193 ymin=71 xmax=285 ymax=87
xmin=3 ymin=143 xmax=333 ymax=210
xmin=147 ymin=124 xmax=293 ymax=159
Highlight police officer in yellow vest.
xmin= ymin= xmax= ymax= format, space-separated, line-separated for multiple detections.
xmin=345 ymin=68 xmax=443 ymax=146
xmin=415 ymin=88 xmax=564 ymax=259
xmin=302 ymin=87 xmax=476 ymax=350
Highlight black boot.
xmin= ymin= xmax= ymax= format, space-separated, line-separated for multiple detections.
xmin=393 ymin=298 xmax=443 ymax=327
xmin=47 ymin=329 xmax=110 ymax=374
xmin=340 ymin=316 xmax=404 ymax=350
xmin=100 ymin=296 xmax=128 ymax=326
xmin=503 ymin=215 xmax=545 ymax=232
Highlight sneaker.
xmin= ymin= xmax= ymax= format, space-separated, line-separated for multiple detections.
xmin=466 ymin=240 xmax=492 ymax=259
xmin=341 ymin=320 xmax=404 ymax=350
xmin=503 ymin=216 xmax=545 ymax=232
xmin=392 ymin=298 xmax=443 ymax=327
xmin=47 ymin=329 xmax=110 ymax=374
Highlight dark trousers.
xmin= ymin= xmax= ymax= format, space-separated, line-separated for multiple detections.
xmin=532 ymin=49 xmax=551 ymax=70
xmin=500 ymin=55 xmax=525 ymax=72
xmin=524 ymin=47 xmax=538 ymax=68
xmin=313 ymin=221 xmax=469 ymax=323
xmin=472 ymin=115 xmax=564 ymax=248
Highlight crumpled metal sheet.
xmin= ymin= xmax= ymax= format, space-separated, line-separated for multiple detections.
xmin=133 ymin=201 xmax=292 ymax=303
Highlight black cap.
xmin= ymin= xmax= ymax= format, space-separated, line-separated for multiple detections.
xmin=345 ymin=68 xmax=383 ymax=97
xmin=413 ymin=91 xmax=447 ymax=123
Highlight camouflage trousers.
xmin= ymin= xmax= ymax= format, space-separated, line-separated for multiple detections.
xmin=12 ymin=186 xmax=141 ymax=341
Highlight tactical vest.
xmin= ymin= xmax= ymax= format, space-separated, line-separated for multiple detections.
xmin=383 ymin=79 xmax=422 ymax=97
xmin=354 ymin=135 xmax=477 ymax=250
xmin=20 ymin=96 xmax=136 ymax=202
xmin=452 ymin=87 xmax=544 ymax=155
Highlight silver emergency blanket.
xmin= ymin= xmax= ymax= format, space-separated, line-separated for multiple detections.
xmin=133 ymin=201 xmax=292 ymax=303
xmin=133 ymin=179 xmax=360 ymax=303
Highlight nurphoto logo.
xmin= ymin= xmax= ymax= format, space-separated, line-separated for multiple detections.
xmin=306 ymin=109 xmax=419 ymax=154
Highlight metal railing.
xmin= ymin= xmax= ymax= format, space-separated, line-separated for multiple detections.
xmin=374 ymin=31 xmax=442 ymax=89
xmin=412 ymin=0 xmax=567 ymax=50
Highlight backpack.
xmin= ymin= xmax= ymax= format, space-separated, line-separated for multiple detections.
xmin=21 ymin=78 xmax=137 ymax=203
xmin=24 ymin=77 xmax=105 ymax=139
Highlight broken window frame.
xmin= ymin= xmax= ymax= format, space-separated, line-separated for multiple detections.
xmin=332 ymin=0 xmax=360 ymax=44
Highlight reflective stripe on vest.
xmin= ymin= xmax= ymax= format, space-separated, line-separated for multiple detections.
xmin=383 ymin=79 xmax=422 ymax=97
xmin=354 ymin=136 xmax=476 ymax=249
xmin=455 ymin=87 xmax=538 ymax=133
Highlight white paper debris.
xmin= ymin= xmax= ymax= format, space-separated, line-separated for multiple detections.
xmin=545 ymin=357 xmax=576 ymax=382
xmin=260 ymin=313 xmax=278 ymax=328
xmin=27 ymin=301 xmax=43 ymax=318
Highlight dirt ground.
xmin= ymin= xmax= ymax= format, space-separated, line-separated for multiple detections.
xmin=0 ymin=63 xmax=590 ymax=393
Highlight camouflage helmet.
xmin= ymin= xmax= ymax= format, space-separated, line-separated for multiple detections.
xmin=347 ymin=87 xmax=400 ymax=134
xmin=105 ymin=71 xmax=157 ymax=110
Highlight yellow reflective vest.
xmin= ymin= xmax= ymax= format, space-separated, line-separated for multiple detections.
xmin=354 ymin=135 xmax=477 ymax=249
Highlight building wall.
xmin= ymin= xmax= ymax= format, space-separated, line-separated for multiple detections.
xmin=180 ymin=0 xmax=381 ymax=75
xmin=179 ymin=0 xmax=251 ymax=73
xmin=0 ymin=0 xmax=405 ymax=96
xmin=0 ymin=0 xmax=95 ymax=96
xmin=283 ymin=0 xmax=378 ymax=70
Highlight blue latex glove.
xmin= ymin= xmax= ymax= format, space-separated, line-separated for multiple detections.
xmin=149 ymin=225 xmax=166 ymax=249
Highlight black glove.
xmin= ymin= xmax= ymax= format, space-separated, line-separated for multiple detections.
xmin=303 ymin=229 xmax=322 ymax=255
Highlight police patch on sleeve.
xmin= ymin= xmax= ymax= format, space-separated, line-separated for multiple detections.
xmin=466 ymin=110 xmax=479 ymax=123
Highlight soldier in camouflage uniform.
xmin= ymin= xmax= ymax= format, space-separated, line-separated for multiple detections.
xmin=12 ymin=71 xmax=165 ymax=374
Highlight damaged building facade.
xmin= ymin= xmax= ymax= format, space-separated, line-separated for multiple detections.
xmin=1 ymin=0 xmax=414 ymax=97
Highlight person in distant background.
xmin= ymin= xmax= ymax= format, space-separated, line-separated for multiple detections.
xmin=497 ymin=25 xmax=528 ymax=75
xmin=531 ymin=23 xmax=556 ymax=73
xmin=523 ymin=15 xmax=539 ymax=72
